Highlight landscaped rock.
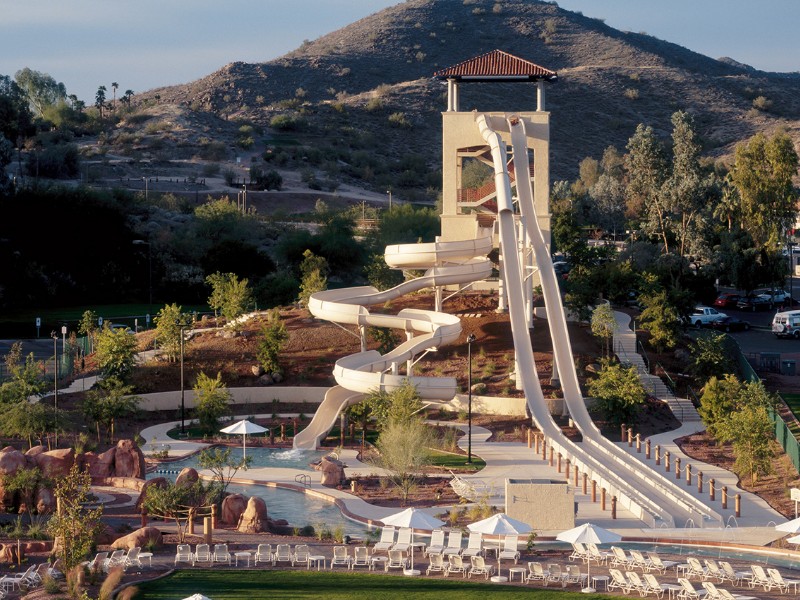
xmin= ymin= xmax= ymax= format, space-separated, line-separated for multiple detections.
xmin=113 ymin=439 xmax=146 ymax=478
xmin=35 ymin=487 xmax=55 ymax=514
xmin=32 ymin=448 xmax=74 ymax=478
xmin=82 ymin=447 xmax=116 ymax=479
xmin=0 ymin=544 xmax=20 ymax=563
xmin=111 ymin=526 xmax=163 ymax=550
xmin=251 ymin=365 xmax=264 ymax=376
xmin=25 ymin=445 xmax=47 ymax=457
xmin=136 ymin=477 xmax=168 ymax=509
xmin=237 ymin=496 xmax=267 ymax=533
xmin=221 ymin=494 xmax=247 ymax=525
xmin=0 ymin=447 xmax=28 ymax=475
xmin=175 ymin=467 xmax=199 ymax=488
xmin=314 ymin=456 xmax=346 ymax=487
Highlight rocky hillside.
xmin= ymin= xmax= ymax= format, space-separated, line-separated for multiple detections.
xmin=121 ymin=0 xmax=800 ymax=188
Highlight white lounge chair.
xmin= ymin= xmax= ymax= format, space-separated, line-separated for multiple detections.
xmin=468 ymin=555 xmax=493 ymax=579
xmin=105 ymin=549 xmax=126 ymax=571
xmin=461 ymin=532 xmax=483 ymax=558
xmin=124 ymin=547 xmax=142 ymax=570
xmin=569 ymin=542 xmax=590 ymax=562
xmin=687 ymin=557 xmax=708 ymax=579
xmin=717 ymin=587 xmax=757 ymax=600
xmin=254 ymin=544 xmax=274 ymax=566
xmin=630 ymin=549 xmax=653 ymax=571
xmin=442 ymin=531 xmax=463 ymax=557
xmin=88 ymin=552 xmax=109 ymax=572
xmin=194 ymin=544 xmax=212 ymax=565
xmin=174 ymin=545 xmax=193 ymax=566
xmin=445 ymin=554 xmax=466 ymax=578
xmin=292 ymin=544 xmax=310 ymax=567
xmin=611 ymin=546 xmax=635 ymax=569
xmin=587 ymin=542 xmax=612 ymax=565
xmin=274 ymin=544 xmax=292 ymax=566
xmin=644 ymin=572 xmax=681 ymax=599
xmin=391 ymin=527 xmax=412 ymax=554
xmin=498 ymin=535 xmax=520 ymax=563
xmin=212 ymin=543 xmax=231 ymax=565
xmin=330 ymin=546 xmax=351 ymax=569
xmin=677 ymin=577 xmax=707 ymax=600
xmin=626 ymin=570 xmax=650 ymax=596
xmin=526 ymin=562 xmax=550 ymax=585
xmin=547 ymin=563 xmax=565 ymax=587
xmin=647 ymin=552 xmax=678 ymax=575
xmin=703 ymin=560 xmax=726 ymax=583
xmin=351 ymin=546 xmax=369 ymax=570
xmin=426 ymin=530 xmax=445 ymax=556
xmin=372 ymin=526 xmax=396 ymax=554
xmin=609 ymin=568 xmax=633 ymax=594
xmin=767 ymin=567 xmax=800 ymax=593
xmin=748 ymin=564 xmax=773 ymax=590
xmin=385 ymin=549 xmax=407 ymax=572
xmin=564 ymin=564 xmax=587 ymax=587
xmin=426 ymin=552 xmax=446 ymax=576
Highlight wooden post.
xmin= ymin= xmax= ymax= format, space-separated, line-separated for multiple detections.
xmin=549 ymin=446 xmax=554 ymax=467
xmin=557 ymin=452 xmax=562 ymax=472
xmin=280 ymin=423 xmax=286 ymax=442
xmin=709 ymin=478 xmax=716 ymax=501
xmin=141 ymin=508 xmax=148 ymax=529
xmin=627 ymin=428 xmax=633 ymax=447
xmin=621 ymin=424 xmax=627 ymax=442
xmin=542 ymin=437 xmax=547 ymax=460
xmin=735 ymin=494 xmax=741 ymax=517
xmin=565 ymin=458 xmax=571 ymax=480
xmin=697 ymin=471 xmax=703 ymax=493
xmin=211 ymin=504 xmax=217 ymax=530
xmin=665 ymin=451 xmax=670 ymax=471
xmin=655 ymin=445 xmax=660 ymax=465
xmin=686 ymin=463 xmax=692 ymax=485
xmin=528 ymin=429 xmax=533 ymax=449
xmin=574 ymin=466 xmax=579 ymax=487
xmin=204 ymin=516 xmax=212 ymax=544
xmin=675 ymin=457 xmax=681 ymax=480
xmin=534 ymin=433 xmax=540 ymax=454
xmin=269 ymin=427 xmax=275 ymax=445
xmin=591 ymin=480 xmax=597 ymax=502
xmin=722 ymin=486 xmax=728 ymax=509
xmin=636 ymin=433 xmax=641 ymax=453
xmin=601 ymin=488 xmax=607 ymax=511
xmin=188 ymin=509 xmax=195 ymax=535
xmin=611 ymin=496 xmax=617 ymax=519
xmin=645 ymin=439 xmax=651 ymax=460
xmin=583 ymin=472 xmax=588 ymax=495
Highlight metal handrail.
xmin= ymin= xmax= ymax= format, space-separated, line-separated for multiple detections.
xmin=637 ymin=340 xmax=651 ymax=374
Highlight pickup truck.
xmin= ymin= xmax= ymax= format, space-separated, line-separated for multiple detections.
xmin=686 ymin=306 xmax=727 ymax=328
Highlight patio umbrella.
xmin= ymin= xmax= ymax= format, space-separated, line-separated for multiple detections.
xmin=220 ymin=419 xmax=268 ymax=459
xmin=380 ymin=507 xmax=446 ymax=569
xmin=556 ymin=523 xmax=621 ymax=593
xmin=776 ymin=517 xmax=800 ymax=533
xmin=468 ymin=513 xmax=533 ymax=579
xmin=182 ymin=595 xmax=212 ymax=600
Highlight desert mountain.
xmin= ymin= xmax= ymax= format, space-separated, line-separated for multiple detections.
xmin=126 ymin=0 xmax=800 ymax=187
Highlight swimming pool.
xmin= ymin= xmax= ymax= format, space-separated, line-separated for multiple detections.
xmin=148 ymin=447 xmax=369 ymax=536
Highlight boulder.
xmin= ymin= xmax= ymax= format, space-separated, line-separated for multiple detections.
xmin=111 ymin=527 xmax=163 ymax=550
xmin=237 ymin=496 xmax=267 ymax=533
xmin=31 ymin=448 xmax=74 ymax=479
xmin=35 ymin=487 xmax=55 ymax=514
xmin=221 ymin=494 xmax=247 ymax=525
xmin=82 ymin=448 xmax=116 ymax=479
xmin=25 ymin=445 xmax=47 ymax=457
xmin=95 ymin=525 xmax=117 ymax=546
xmin=175 ymin=468 xmax=199 ymax=488
xmin=314 ymin=456 xmax=346 ymax=488
xmin=0 ymin=544 xmax=20 ymax=564
xmin=251 ymin=365 xmax=264 ymax=377
xmin=0 ymin=447 xmax=28 ymax=475
xmin=113 ymin=439 xmax=146 ymax=478
xmin=136 ymin=477 xmax=168 ymax=509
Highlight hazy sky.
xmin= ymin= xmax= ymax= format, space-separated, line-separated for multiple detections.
xmin=1 ymin=0 xmax=797 ymax=104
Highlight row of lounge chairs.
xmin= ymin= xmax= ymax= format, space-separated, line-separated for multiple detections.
xmin=374 ymin=527 xmax=520 ymax=562
xmin=0 ymin=561 xmax=62 ymax=595
xmin=174 ymin=544 xmax=235 ymax=566
xmin=87 ymin=547 xmax=143 ymax=572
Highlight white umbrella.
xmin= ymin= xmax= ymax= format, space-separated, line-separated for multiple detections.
xmin=381 ymin=507 xmax=446 ymax=570
xmin=182 ymin=595 xmax=212 ymax=600
xmin=468 ymin=513 xmax=533 ymax=579
xmin=556 ymin=523 xmax=622 ymax=593
xmin=776 ymin=517 xmax=800 ymax=533
xmin=220 ymin=419 xmax=268 ymax=458
xmin=787 ymin=534 xmax=800 ymax=544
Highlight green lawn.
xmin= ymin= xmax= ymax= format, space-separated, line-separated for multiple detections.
xmin=428 ymin=449 xmax=486 ymax=472
xmin=782 ymin=393 xmax=800 ymax=436
xmin=131 ymin=569 xmax=597 ymax=599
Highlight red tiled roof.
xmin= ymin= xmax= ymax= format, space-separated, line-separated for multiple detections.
xmin=434 ymin=49 xmax=557 ymax=82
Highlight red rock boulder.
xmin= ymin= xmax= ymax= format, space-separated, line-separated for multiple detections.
xmin=32 ymin=448 xmax=74 ymax=479
xmin=221 ymin=494 xmax=247 ymax=525
xmin=237 ymin=497 xmax=268 ymax=533
xmin=113 ymin=439 xmax=146 ymax=478
xmin=111 ymin=527 xmax=163 ymax=550
xmin=0 ymin=447 xmax=28 ymax=475
xmin=175 ymin=468 xmax=199 ymax=488
xmin=82 ymin=447 xmax=116 ymax=479
xmin=35 ymin=487 xmax=55 ymax=514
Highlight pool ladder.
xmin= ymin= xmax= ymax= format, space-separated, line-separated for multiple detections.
xmin=295 ymin=474 xmax=311 ymax=487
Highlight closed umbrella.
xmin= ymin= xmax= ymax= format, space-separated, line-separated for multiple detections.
xmin=556 ymin=523 xmax=621 ymax=593
xmin=381 ymin=507 xmax=446 ymax=570
xmin=220 ymin=419 xmax=268 ymax=459
xmin=468 ymin=513 xmax=533 ymax=580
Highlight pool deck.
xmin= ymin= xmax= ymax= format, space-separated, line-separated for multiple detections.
xmin=139 ymin=416 xmax=788 ymax=549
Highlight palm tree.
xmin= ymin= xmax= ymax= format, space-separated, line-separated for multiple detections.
xmin=111 ymin=82 xmax=118 ymax=109
xmin=95 ymin=85 xmax=106 ymax=117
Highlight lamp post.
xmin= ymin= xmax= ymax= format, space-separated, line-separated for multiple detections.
xmin=51 ymin=331 xmax=58 ymax=448
xmin=132 ymin=240 xmax=152 ymax=308
xmin=180 ymin=325 xmax=186 ymax=435
xmin=242 ymin=184 xmax=247 ymax=214
xmin=466 ymin=333 xmax=476 ymax=463
xmin=789 ymin=239 xmax=796 ymax=307
xmin=142 ymin=176 xmax=148 ymax=201
xmin=386 ymin=189 xmax=392 ymax=209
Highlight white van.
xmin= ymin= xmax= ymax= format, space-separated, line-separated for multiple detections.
xmin=772 ymin=310 xmax=800 ymax=338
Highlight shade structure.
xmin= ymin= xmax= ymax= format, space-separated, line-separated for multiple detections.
xmin=380 ymin=507 xmax=446 ymax=570
xmin=776 ymin=517 xmax=800 ymax=533
xmin=556 ymin=523 xmax=621 ymax=593
xmin=467 ymin=513 xmax=532 ymax=535
xmin=182 ymin=595 xmax=212 ymax=600
xmin=220 ymin=419 xmax=268 ymax=458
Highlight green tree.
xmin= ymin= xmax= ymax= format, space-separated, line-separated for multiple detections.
xmin=111 ymin=81 xmax=118 ymax=109
xmin=47 ymin=464 xmax=104 ymax=570
xmin=197 ymin=447 xmax=252 ymax=500
xmin=298 ymin=249 xmax=328 ymax=307
xmin=154 ymin=303 xmax=192 ymax=362
xmin=717 ymin=403 xmax=774 ymax=485
xmin=590 ymin=303 xmax=616 ymax=359
xmin=372 ymin=418 xmax=436 ymax=505
xmin=365 ymin=380 xmax=423 ymax=430
xmin=697 ymin=374 xmax=742 ymax=441
xmin=83 ymin=376 xmax=140 ymax=443
xmin=3 ymin=402 xmax=51 ymax=449
xmin=369 ymin=327 xmax=399 ymax=355
xmin=95 ymin=85 xmax=107 ymax=117
xmin=690 ymin=333 xmax=735 ymax=381
xmin=364 ymin=253 xmax=403 ymax=291
xmin=78 ymin=309 xmax=99 ymax=345
xmin=14 ymin=67 xmax=67 ymax=118
xmin=205 ymin=271 xmax=252 ymax=323
xmin=256 ymin=309 xmax=288 ymax=375
xmin=587 ymin=360 xmax=647 ymax=427
xmin=638 ymin=288 xmax=682 ymax=353
xmin=0 ymin=343 xmax=47 ymax=405
xmin=94 ymin=325 xmax=138 ymax=381
xmin=194 ymin=371 xmax=231 ymax=434
xmin=728 ymin=131 xmax=799 ymax=249
xmin=141 ymin=480 xmax=214 ymax=543
xmin=625 ymin=124 xmax=669 ymax=251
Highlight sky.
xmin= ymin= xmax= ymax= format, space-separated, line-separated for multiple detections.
xmin=1 ymin=0 xmax=797 ymax=104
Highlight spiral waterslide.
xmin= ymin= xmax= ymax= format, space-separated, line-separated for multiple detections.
xmin=479 ymin=112 xmax=721 ymax=528
xmin=293 ymin=237 xmax=493 ymax=450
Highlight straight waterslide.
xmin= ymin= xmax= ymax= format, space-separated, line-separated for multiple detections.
xmin=294 ymin=238 xmax=493 ymax=449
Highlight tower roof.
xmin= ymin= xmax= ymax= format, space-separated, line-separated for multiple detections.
xmin=434 ymin=49 xmax=557 ymax=83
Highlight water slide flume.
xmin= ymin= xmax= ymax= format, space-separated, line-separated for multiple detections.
xmin=293 ymin=238 xmax=493 ymax=450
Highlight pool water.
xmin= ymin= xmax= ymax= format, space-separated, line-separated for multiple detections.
xmin=148 ymin=447 xmax=369 ymax=536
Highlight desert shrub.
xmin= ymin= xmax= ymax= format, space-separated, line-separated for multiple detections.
xmin=270 ymin=115 xmax=304 ymax=131
xmin=752 ymin=96 xmax=772 ymax=111
xmin=388 ymin=112 xmax=411 ymax=128
xmin=199 ymin=140 xmax=228 ymax=161
xmin=144 ymin=120 xmax=173 ymax=134
xmin=624 ymin=88 xmax=640 ymax=100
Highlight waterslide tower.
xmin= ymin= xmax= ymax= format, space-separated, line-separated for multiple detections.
xmin=435 ymin=50 xmax=557 ymax=321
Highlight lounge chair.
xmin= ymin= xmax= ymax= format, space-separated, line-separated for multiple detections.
xmin=547 ymin=563 xmax=565 ymax=587
xmin=716 ymin=587 xmax=757 ymax=600
xmin=626 ymin=570 xmax=649 ymax=596
xmin=719 ymin=561 xmax=750 ymax=587
xmin=174 ymin=545 xmax=193 ymax=566
xmin=630 ymin=549 xmax=653 ymax=571
xmin=426 ymin=552 xmax=446 ymax=576
xmin=426 ymin=530 xmax=445 ymax=556
xmin=703 ymin=560 xmax=725 ymax=583
xmin=461 ymin=532 xmax=483 ymax=558
xmin=686 ymin=557 xmax=709 ymax=579
xmin=644 ymin=572 xmax=681 ymax=599
xmin=105 ymin=549 xmax=126 ymax=571
xmin=611 ymin=546 xmax=635 ymax=569
xmin=677 ymin=577 xmax=707 ymax=600
xmin=1 ymin=566 xmax=37 ymax=592
xmin=748 ymin=564 xmax=773 ymax=590
xmin=32 ymin=563 xmax=50 ymax=586
xmin=87 ymin=552 xmax=109 ymax=572
xmin=385 ymin=549 xmax=407 ymax=572
xmin=564 ymin=564 xmax=587 ymax=587
xmin=569 ymin=542 xmax=590 ymax=562
xmin=194 ymin=544 xmax=212 ymax=565
xmin=647 ymin=552 xmax=678 ymax=575
xmin=468 ymin=555 xmax=493 ymax=579
xmin=274 ymin=544 xmax=292 ymax=566
xmin=351 ymin=546 xmax=369 ymax=569
xmin=609 ymin=568 xmax=633 ymax=594
xmin=124 ymin=547 xmax=142 ymax=570
xmin=442 ymin=531 xmax=463 ymax=557
xmin=445 ymin=554 xmax=466 ymax=578
xmin=330 ymin=546 xmax=351 ymax=569
xmin=254 ymin=544 xmax=274 ymax=566
xmin=587 ymin=542 xmax=612 ymax=565
xmin=526 ymin=562 xmax=550 ymax=585
xmin=292 ymin=544 xmax=310 ymax=567
xmin=213 ymin=543 xmax=231 ymax=565
xmin=767 ymin=567 xmax=800 ymax=593
xmin=392 ymin=527 xmax=412 ymax=554
xmin=372 ymin=526 xmax=396 ymax=554
xmin=498 ymin=535 xmax=520 ymax=563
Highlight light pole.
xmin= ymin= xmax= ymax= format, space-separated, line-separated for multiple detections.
xmin=132 ymin=240 xmax=152 ymax=308
xmin=142 ymin=176 xmax=148 ymax=201
xmin=51 ymin=331 xmax=58 ymax=448
xmin=242 ymin=184 xmax=247 ymax=213
xmin=180 ymin=325 xmax=186 ymax=435
xmin=386 ymin=189 xmax=392 ymax=209
xmin=466 ymin=333 xmax=476 ymax=463
xmin=789 ymin=239 xmax=796 ymax=307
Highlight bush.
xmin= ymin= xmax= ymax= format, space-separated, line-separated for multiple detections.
xmin=388 ymin=112 xmax=411 ymax=128
xmin=270 ymin=115 xmax=304 ymax=131
xmin=752 ymin=96 xmax=772 ymax=111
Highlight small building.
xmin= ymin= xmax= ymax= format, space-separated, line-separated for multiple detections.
xmin=505 ymin=478 xmax=575 ymax=531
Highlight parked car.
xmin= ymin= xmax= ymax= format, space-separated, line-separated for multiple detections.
xmin=685 ymin=306 xmax=726 ymax=328
xmin=772 ymin=310 xmax=800 ymax=339
xmin=736 ymin=294 xmax=773 ymax=311
xmin=763 ymin=289 xmax=793 ymax=306
xmin=713 ymin=293 xmax=741 ymax=309
xmin=710 ymin=316 xmax=751 ymax=332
